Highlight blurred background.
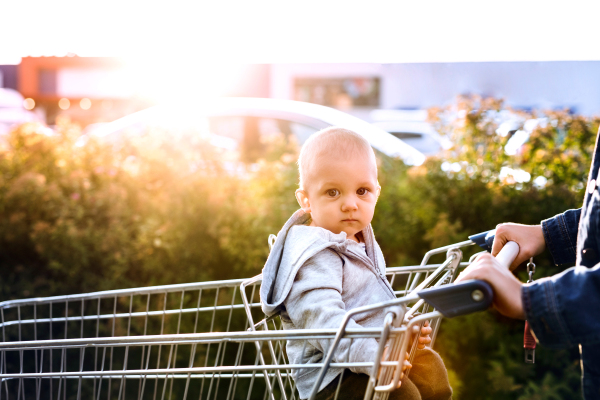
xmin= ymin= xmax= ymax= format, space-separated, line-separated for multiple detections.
xmin=3 ymin=58 xmax=600 ymax=155
xmin=1 ymin=1 xmax=599 ymax=398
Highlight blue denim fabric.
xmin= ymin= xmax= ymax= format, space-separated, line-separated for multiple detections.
xmin=522 ymin=129 xmax=600 ymax=399
xmin=522 ymin=265 xmax=600 ymax=347
xmin=541 ymin=209 xmax=580 ymax=265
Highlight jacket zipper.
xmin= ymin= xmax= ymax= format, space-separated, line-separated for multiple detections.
xmin=348 ymin=248 xmax=396 ymax=298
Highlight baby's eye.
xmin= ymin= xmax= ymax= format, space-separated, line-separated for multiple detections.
xmin=357 ymin=188 xmax=369 ymax=195
xmin=326 ymin=189 xmax=340 ymax=197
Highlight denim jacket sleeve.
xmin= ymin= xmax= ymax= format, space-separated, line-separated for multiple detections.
xmin=541 ymin=208 xmax=581 ymax=265
xmin=522 ymin=263 xmax=600 ymax=348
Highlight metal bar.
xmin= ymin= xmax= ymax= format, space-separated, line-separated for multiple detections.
xmin=0 ymin=280 xmax=251 ymax=309
xmin=76 ymin=345 xmax=86 ymax=400
xmin=201 ymin=287 xmax=221 ymax=400
xmin=76 ymin=299 xmax=85 ymax=400
xmin=205 ymin=342 xmax=222 ymax=399
xmin=408 ymin=255 xmax=456 ymax=294
xmin=137 ymin=294 xmax=151 ymax=400
xmin=211 ymin=286 xmax=237 ymax=400
xmin=0 ymin=373 xmax=298 ymax=380
xmin=245 ymin=352 xmax=260 ymax=400
xmin=49 ymin=303 xmax=53 ymax=400
xmin=408 ymin=242 xmax=474 ymax=292
xmin=226 ymin=341 xmax=245 ymax=400
xmin=0 ymin=300 xmax=261 ymax=328
xmin=307 ymin=292 xmax=420 ymax=400
xmin=241 ymin=277 xmax=280 ymax=400
xmin=373 ymin=313 xmax=441 ymax=392
xmin=0 ymin=328 xmax=393 ymax=350
xmin=0 ymin=363 xmax=374 ymax=378
xmin=0 ymin=266 xmax=467 ymax=312
xmin=404 ymin=270 xmax=452 ymax=322
xmin=419 ymin=240 xmax=474 ymax=267
xmin=107 ymin=296 xmax=117 ymax=400
xmin=33 ymin=304 xmax=40 ymax=400
xmin=166 ymin=290 xmax=186 ymax=400
xmin=94 ymin=298 xmax=100 ymax=400
xmin=160 ymin=341 xmax=175 ymax=400
xmin=138 ymin=343 xmax=153 ymax=400
xmin=35 ymin=348 xmax=43 ymax=400
xmin=17 ymin=306 xmax=23 ymax=400
xmin=153 ymin=292 xmax=168 ymax=400
xmin=181 ymin=290 xmax=202 ymax=400
xmin=95 ymin=347 xmax=107 ymax=400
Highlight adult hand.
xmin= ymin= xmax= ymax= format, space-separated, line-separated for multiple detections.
xmin=491 ymin=223 xmax=546 ymax=270
xmin=455 ymin=252 xmax=526 ymax=320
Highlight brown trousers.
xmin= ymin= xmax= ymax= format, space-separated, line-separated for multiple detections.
xmin=314 ymin=348 xmax=452 ymax=400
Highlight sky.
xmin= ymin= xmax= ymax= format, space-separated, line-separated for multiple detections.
xmin=2 ymin=0 xmax=599 ymax=65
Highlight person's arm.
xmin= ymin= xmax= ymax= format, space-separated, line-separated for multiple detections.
xmin=490 ymin=209 xmax=581 ymax=270
xmin=284 ymin=249 xmax=379 ymax=376
xmin=523 ymin=263 xmax=600 ymax=348
xmin=539 ymin=208 xmax=581 ymax=266
xmin=456 ymin=252 xmax=600 ymax=348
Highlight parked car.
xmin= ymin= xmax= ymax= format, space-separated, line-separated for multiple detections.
xmin=0 ymin=88 xmax=40 ymax=135
xmin=84 ymin=98 xmax=426 ymax=165
xmin=369 ymin=120 xmax=448 ymax=155
xmin=369 ymin=109 xmax=448 ymax=156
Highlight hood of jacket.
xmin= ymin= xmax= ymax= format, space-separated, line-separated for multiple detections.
xmin=260 ymin=209 xmax=385 ymax=317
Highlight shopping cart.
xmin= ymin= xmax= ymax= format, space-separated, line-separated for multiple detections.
xmin=0 ymin=233 xmax=514 ymax=400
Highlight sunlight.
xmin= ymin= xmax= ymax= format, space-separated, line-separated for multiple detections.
xmin=122 ymin=56 xmax=249 ymax=104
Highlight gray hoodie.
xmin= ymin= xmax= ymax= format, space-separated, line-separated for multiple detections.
xmin=260 ymin=209 xmax=397 ymax=399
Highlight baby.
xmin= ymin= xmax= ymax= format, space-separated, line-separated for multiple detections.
xmin=260 ymin=127 xmax=452 ymax=400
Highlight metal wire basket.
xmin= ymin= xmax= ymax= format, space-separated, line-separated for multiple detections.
xmin=0 ymin=239 xmax=489 ymax=400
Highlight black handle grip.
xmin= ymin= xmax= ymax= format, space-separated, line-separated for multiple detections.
xmin=469 ymin=229 xmax=496 ymax=251
xmin=417 ymin=280 xmax=493 ymax=318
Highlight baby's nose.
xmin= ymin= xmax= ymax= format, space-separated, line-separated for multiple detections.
xmin=341 ymin=195 xmax=358 ymax=211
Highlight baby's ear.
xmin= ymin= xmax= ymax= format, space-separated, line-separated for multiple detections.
xmin=376 ymin=185 xmax=382 ymax=198
xmin=295 ymin=189 xmax=311 ymax=213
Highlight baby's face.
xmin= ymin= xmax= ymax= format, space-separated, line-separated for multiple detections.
xmin=298 ymin=152 xmax=380 ymax=242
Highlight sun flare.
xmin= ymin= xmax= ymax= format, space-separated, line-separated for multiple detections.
xmin=122 ymin=56 xmax=249 ymax=104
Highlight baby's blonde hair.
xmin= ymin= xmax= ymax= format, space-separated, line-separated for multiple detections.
xmin=298 ymin=127 xmax=377 ymax=190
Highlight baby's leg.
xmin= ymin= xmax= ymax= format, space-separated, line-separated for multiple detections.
xmin=407 ymin=348 xmax=453 ymax=400
xmin=315 ymin=371 xmax=422 ymax=400
xmin=315 ymin=371 xmax=369 ymax=400
xmin=388 ymin=376 xmax=421 ymax=400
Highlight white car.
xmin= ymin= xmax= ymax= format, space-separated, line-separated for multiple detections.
xmin=369 ymin=109 xmax=448 ymax=156
xmin=370 ymin=120 xmax=447 ymax=156
xmin=0 ymin=88 xmax=39 ymax=135
xmin=86 ymin=98 xmax=426 ymax=165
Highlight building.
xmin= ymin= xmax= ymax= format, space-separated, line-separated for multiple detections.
xmin=269 ymin=62 xmax=600 ymax=118
xmin=1 ymin=58 xmax=599 ymax=127
xmin=0 ymin=65 xmax=18 ymax=91
xmin=0 ymin=57 xmax=271 ymax=126
xmin=14 ymin=56 xmax=150 ymax=125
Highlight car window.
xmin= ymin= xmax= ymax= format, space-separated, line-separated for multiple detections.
xmin=258 ymin=118 xmax=285 ymax=139
xmin=289 ymin=121 xmax=319 ymax=144
xmin=208 ymin=116 xmax=319 ymax=144
xmin=207 ymin=115 xmax=320 ymax=162
xmin=207 ymin=116 xmax=245 ymax=142
xmin=391 ymin=132 xmax=423 ymax=139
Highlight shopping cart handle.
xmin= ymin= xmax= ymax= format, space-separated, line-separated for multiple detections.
xmin=469 ymin=229 xmax=520 ymax=268
xmin=417 ymin=280 xmax=493 ymax=318
xmin=469 ymin=229 xmax=496 ymax=251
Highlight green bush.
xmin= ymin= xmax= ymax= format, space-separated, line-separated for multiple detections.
xmin=0 ymin=120 xmax=298 ymax=299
